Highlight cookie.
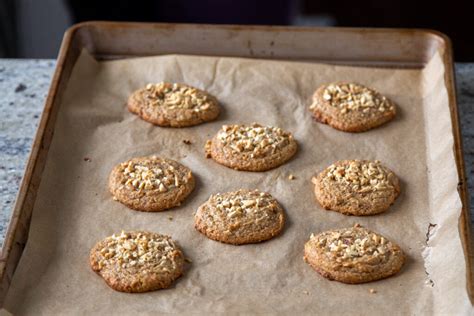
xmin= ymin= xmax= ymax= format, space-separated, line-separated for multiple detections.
xmin=109 ymin=156 xmax=195 ymax=212
xmin=309 ymin=82 xmax=397 ymax=132
xmin=205 ymin=123 xmax=297 ymax=171
xmin=304 ymin=225 xmax=405 ymax=284
xmin=194 ymin=189 xmax=285 ymax=245
xmin=312 ymin=160 xmax=400 ymax=216
xmin=90 ymin=231 xmax=185 ymax=292
xmin=128 ymin=82 xmax=220 ymax=127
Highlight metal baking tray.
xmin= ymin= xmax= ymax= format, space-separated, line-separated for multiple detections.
xmin=0 ymin=21 xmax=472 ymax=305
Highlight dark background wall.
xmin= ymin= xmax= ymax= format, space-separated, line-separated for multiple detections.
xmin=302 ymin=0 xmax=474 ymax=61
xmin=0 ymin=0 xmax=472 ymax=61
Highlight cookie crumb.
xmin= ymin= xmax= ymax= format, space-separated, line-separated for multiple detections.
xmin=168 ymin=216 xmax=173 ymax=221
xmin=185 ymin=258 xmax=193 ymax=263
xmin=84 ymin=157 xmax=91 ymax=162
xmin=369 ymin=288 xmax=376 ymax=294
xmin=302 ymin=290 xmax=309 ymax=295
xmin=183 ymin=139 xmax=192 ymax=145
xmin=113 ymin=196 xmax=118 ymax=201
xmin=288 ymin=174 xmax=296 ymax=180
xmin=354 ymin=223 xmax=361 ymax=228
xmin=205 ymin=140 xmax=213 ymax=158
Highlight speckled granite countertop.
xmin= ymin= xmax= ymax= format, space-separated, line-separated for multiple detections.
xmin=0 ymin=60 xmax=473 ymax=246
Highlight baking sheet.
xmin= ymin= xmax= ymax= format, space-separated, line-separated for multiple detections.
xmin=3 ymin=50 xmax=471 ymax=314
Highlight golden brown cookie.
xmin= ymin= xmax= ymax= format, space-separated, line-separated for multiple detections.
xmin=304 ymin=225 xmax=405 ymax=284
xmin=194 ymin=189 xmax=285 ymax=245
xmin=312 ymin=160 xmax=400 ymax=216
xmin=109 ymin=156 xmax=195 ymax=212
xmin=128 ymin=82 xmax=220 ymax=127
xmin=309 ymin=82 xmax=397 ymax=132
xmin=205 ymin=123 xmax=297 ymax=171
xmin=90 ymin=231 xmax=185 ymax=292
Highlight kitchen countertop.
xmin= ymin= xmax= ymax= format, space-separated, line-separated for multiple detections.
xmin=0 ymin=59 xmax=473 ymax=246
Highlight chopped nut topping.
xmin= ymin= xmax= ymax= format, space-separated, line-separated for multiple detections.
xmin=209 ymin=189 xmax=280 ymax=224
xmin=311 ymin=227 xmax=393 ymax=260
xmin=119 ymin=157 xmax=189 ymax=192
xmin=316 ymin=83 xmax=394 ymax=115
xmin=96 ymin=231 xmax=180 ymax=271
xmin=216 ymin=123 xmax=293 ymax=158
xmin=143 ymin=82 xmax=214 ymax=112
xmin=324 ymin=160 xmax=394 ymax=193
xmin=196 ymin=189 xmax=284 ymax=244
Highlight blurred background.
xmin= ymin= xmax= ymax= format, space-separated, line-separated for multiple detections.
xmin=0 ymin=0 xmax=472 ymax=60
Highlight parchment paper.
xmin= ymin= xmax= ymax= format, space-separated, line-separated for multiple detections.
xmin=3 ymin=50 xmax=471 ymax=314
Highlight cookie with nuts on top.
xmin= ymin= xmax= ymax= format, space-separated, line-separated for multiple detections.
xmin=194 ymin=189 xmax=285 ymax=245
xmin=90 ymin=231 xmax=185 ymax=292
xmin=128 ymin=82 xmax=220 ymax=127
xmin=312 ymin=160 xmax=400 ymax=216
xmin=309 ymin=82 xmax=397 ymax=132
xmin=304 ymin=225 xmax=405 ymax=283
xmin=108 ymin=156 xmax=195 ymax=212
xmin=205 ymin=123 xmax=297 ymax=171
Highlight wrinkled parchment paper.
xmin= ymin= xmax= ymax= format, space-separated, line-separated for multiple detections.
xmin=4 ymin=50 xmax=471 ymax=314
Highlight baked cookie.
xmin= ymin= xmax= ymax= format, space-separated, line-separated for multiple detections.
xmin=109 ymin=156 xmax=195 ymax=212
xmin=128 ymin=82 xmax=220 ymax=127
xmin=309 ymin=82 xmax=397 ymax=132
xmin=90 ymin=231 xmax=185 ymax=292
xmin=304 ymin=225 xmax=405 ymax=284
xmin=194 ymin=189 xmax=285 ymax=245
xmin=205 ymin=123 xmax=297 ymax=171
xmin=312 ymin=160 xmax=400 ymax=216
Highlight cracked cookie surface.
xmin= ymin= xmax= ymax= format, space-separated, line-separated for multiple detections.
xmin=90 ymin=231 xmax=185 ymax=292
xmin=205 ymin=123 xmax=297 ymax=171
xmin=304 ymin=225 xmax=405 ymax=283
xmin=312 ymin=160 xmax=400 ymax=216
xmin=194 ymin=189 xmax=285 ymax=244
xmin=309 ymin=82 xmax=397 ymax=132
xmin=128 ymin=82 xmax=220 ymax=127
xmin=109 ymin=156 xmax=195 ymax=212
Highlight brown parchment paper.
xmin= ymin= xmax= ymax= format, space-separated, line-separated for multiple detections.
xmin=3 ymin=50 xmax=471 ymax=315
